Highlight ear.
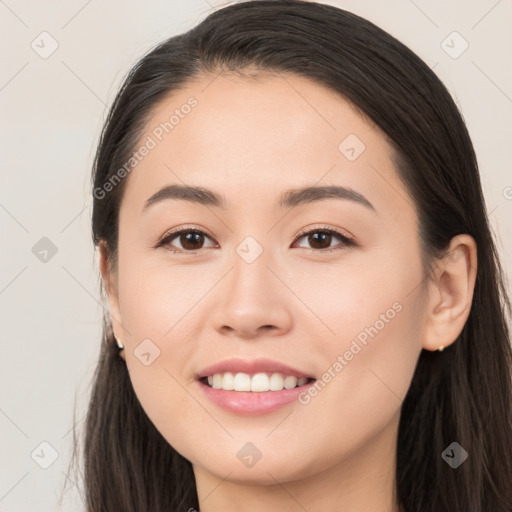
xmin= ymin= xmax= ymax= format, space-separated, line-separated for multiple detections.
xmin=98 ymin=240 xmax=126 ymax=360
xmin=422 ymin=234 xmax=478 ymax=351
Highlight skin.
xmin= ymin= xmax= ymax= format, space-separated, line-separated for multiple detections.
xmin=99 ymin=71 xmax=477 ymax=511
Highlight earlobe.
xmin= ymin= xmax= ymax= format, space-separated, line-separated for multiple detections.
xmin=114 ymin=337 xmax=127 ymax=361
xmin=98 ymin=241 xmax=123 ymax=344
xmin=422 ymin=234 xmax=477 ymax=351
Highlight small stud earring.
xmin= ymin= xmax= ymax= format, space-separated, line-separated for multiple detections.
xmin=438 ymin=345 xmax=445 ymax=352
xmin=115 ymin=337 xmax=124 ymax=350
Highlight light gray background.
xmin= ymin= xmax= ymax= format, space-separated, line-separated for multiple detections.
xmin=1 ymin=1 xmax=511 ymax=510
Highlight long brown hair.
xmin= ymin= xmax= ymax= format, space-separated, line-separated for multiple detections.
xmin=64 ymin=1 xmax=512 ymax=510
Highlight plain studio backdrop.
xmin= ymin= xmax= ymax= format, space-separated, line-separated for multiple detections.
xmin=0 ymin=1 xmax=511 ymax=510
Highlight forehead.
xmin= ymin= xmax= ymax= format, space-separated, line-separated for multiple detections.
xmin=120 ymin=71 xmax=411 ymax=220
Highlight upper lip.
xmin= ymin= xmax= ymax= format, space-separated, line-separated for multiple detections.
xmin=197 ymin=358 xmax=315 ymax=379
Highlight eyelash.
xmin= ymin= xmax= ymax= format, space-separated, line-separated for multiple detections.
xmin=155 ymin=225 xmax=356 ymax=255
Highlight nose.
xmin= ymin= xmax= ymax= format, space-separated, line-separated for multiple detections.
xmin=210 ymin=248 xmax=293 ymax=340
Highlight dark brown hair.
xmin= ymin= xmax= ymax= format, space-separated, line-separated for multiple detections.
xmin=64 ymin=1 xmax=512 ymax=510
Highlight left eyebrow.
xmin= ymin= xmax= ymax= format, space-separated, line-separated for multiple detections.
xmin=142 ymin=184 xmax=375 ymax=213
xmin=279 ymin=185 xmax=375 ymax=211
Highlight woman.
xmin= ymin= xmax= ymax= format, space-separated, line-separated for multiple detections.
xmin=72 ymin=1 xmax=512 ymax=510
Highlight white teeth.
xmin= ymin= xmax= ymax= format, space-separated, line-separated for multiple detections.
xmin=283 ymin=375 xmax=298 ymax=389
xmin=205 ymin=372 xmax=310 ymax=392
xmin=233 ymin=372 xmax=251 ymax=391
xmin=269 ymin=373 xmax=284 ymax=391
xmin=251 ymin=373 xmax=270 ymax=392
xmin=222 ymin=372 xmax=235 ymax=390
xmin=212 ymin=374 xmax=223 ymax=389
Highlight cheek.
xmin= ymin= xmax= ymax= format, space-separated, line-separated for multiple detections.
xmin=291 ymin=249 xmax=425 ymax=413
xmin=117 ymin=255 xmax=207 ymax=341
xmin=276 ymin=260 xmax=424 ymax=474
xmin=289 ymin=248 xmax=425 ymax=352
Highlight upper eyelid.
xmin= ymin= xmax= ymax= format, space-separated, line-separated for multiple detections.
xmin=158 ymin=225 xmax=217 ymax=244
xmin=293 ymin=224 xmax=353 ymax=241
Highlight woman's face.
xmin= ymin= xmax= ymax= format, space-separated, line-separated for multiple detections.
xmin=104 ymin=72 xmax=430 ymax=485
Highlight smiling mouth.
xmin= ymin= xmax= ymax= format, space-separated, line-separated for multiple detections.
xmin=199 ymin=372 xmax=316 ymax=392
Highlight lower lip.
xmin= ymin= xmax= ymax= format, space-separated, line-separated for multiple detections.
xmin=197 ymin=379 xmax=315 ymax=416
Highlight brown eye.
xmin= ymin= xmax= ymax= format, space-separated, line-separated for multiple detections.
xmin=306 ymin=231 xmax=333 ymax=250
xmin=158 ymin=229 xmax=217 ymax=253
xmin=177 ymin=231 xmax=206 ymax=250
xmin=293 ymin=228 xmax=355 ymax=252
